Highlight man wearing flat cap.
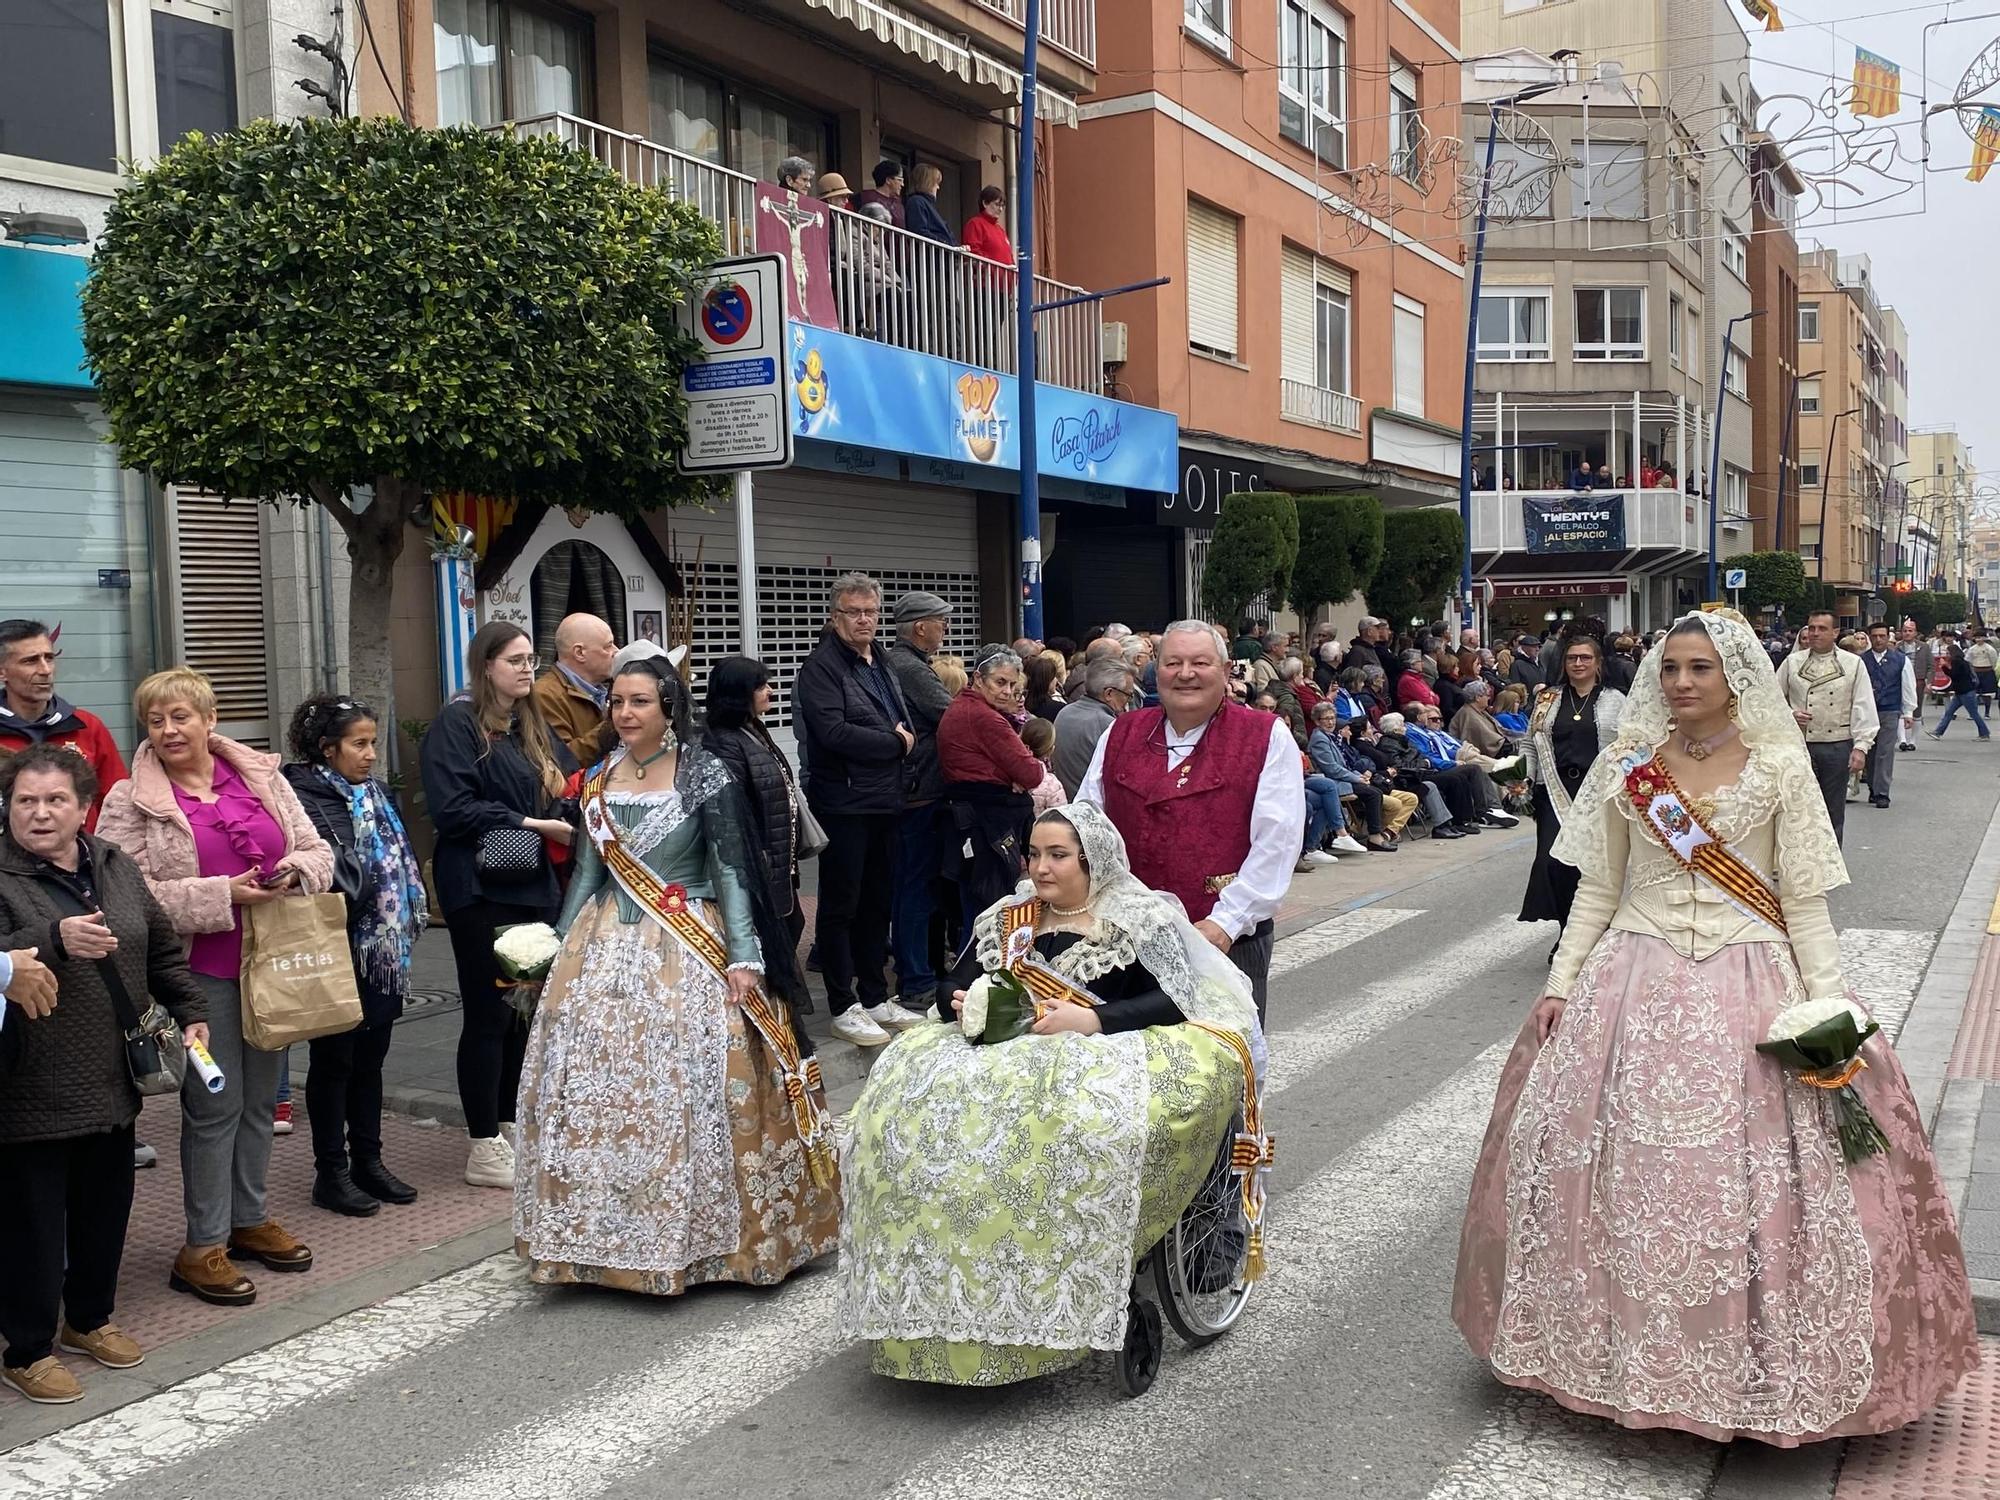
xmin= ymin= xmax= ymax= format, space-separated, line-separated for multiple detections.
xmin=884 ymin=591 xmax=955 ymax=1017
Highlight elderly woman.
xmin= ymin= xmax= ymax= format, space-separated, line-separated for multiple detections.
xmin=1448 ymin=680 xmax=1514 ymax=759
xmin=1395 ymin=651 xmax=1439 ymax=710
xmin=1270 ymin=658 xmax=1312 ymax=747
xmin=937 ymin=646 xmax=1044 ymax=924
xmin=0 ymin=747 xmax=208 ymax=1404
xmin=98 ymin=669 xmax=333 ymax=1309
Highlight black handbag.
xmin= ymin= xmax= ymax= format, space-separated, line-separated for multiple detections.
xmin=476 ymin=824 xmax=545 ymax=883
xmin=39 ymin=874 xmax=184 ymax=1096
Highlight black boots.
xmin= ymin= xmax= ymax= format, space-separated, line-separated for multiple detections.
xmin=351 ymin=1157 xmax=420 ymax=1205
xmin=312 ymin=1165 xmax=382 ymax=1217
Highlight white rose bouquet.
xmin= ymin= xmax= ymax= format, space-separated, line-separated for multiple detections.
xmin=959 ymin=969 xmax=1035 ymax=1046
xmin=1756 ymin=997 xmax=1888 ymax=1163
xmin=493 ymin=922 xmax=563 ymax=1017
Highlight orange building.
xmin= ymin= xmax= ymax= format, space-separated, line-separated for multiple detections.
xmin=1053 ymin=0 xmax=1466 ymax=623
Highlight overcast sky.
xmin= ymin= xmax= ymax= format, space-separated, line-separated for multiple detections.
xmin=1749 ymin=4 xmax=1999 ymax=504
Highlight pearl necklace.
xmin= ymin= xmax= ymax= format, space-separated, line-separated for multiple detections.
xmin=1046 ymin=899 xmax=1092 ymax=917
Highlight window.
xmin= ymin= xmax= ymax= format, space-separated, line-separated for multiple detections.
xmin=0 ymin=0 xmax=118 ymax=171
xmin=1571 ymin=139 xmax=1644 ymax=219
xmin=1574 ymin=287 xmax=1645 ymax=361
xmin=647 ymin=58 xmax=836 ymax=192
xmin=1394 ymin=295 xmax=1425 ymax=417
xmin=1725 ymin=345 xmax=1748 ymax=398
xmin=1278 ymin=0 xmax=1345 ymax=169
xmin=648 ymin=58 xmax=724 ymax=163
xmin=1723 ymin=466 xmax=1749 ymax=518
xmin=1668 ymin=293 xmax=1682 ymax=365
xmin=436 ymin=0 xmax=592 ymax=130
xmin=1799 ymin=301 xmax=1821 ymax=342
xmin=1801 ymin=454 xmax=1822 ymax=489
xmin=1722 ymin=219 xmax=1749 ymax=280
xmin=1316 ymin=282 xmax=1350 ymax=393
xmin=1186 ymin=200 xmax=1241 ymax=359
xmin=1478 ymin=138 xmax=1553 ymax=218
xmin=154 ymin=10 xmax=238 ymax=151
xmin=1687 ymin=308 xmax=1701 ymax=369
xmin=1281 ymin=245 xmax=1349 ymax=394
xmin=1799 ymin=378 xmax=1822 ymax=416
xmin=1390 ymin=60 xmax=1420 ymax=180
xmin=1476 ymin=290 xmax=1551 ymax=361
xmin=1186 ymin=0 xmax=1230 ymax=52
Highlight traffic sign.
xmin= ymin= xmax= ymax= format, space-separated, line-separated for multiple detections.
xmin=1724 ymin=568 xmax=1747 ymax=591
xmin=679 ymin=254 xmax=793 ymax=474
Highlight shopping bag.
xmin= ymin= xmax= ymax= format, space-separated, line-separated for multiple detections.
xmin=239 ymin=893 xmax=363 ymax=1049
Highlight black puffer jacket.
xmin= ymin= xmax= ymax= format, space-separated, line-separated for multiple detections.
xmin=792 ymin=629 xmax=911 ymax=817
xmin=281 ymin=763 xmax=411 ymax=1027
xmin=0 ymin=833 xmax=207 ymax=1145
xmin=701 ymin=724 xmax=798 ymax=920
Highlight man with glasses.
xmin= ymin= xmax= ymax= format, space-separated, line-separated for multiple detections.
xmin=1404 ymin=703 xmax=1520 ymax=829
xmin=0 ymin=620 xmax=126 ymax=832
xmin=1052 ymin=655 xmax=1134 ymax=800
xmin=793 ymin=574 xmax=925 ymax=1047
xmin=854 ymin=160 xmax=906 ymax=228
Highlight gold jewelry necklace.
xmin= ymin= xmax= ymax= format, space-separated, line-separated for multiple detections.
xmin=632 ymin=746 xmax=675 ymax=782
xmin=1679 ymin=723 xmax=1740 ymax=761
xmin=1565 ymin=684 xmax=1593 ymax=722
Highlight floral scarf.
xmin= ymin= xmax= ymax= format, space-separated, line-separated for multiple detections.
xmin=320 ymin=766 xmax=428 ymax=997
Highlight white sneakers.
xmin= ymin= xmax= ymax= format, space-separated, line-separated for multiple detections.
xmin=464 ymin=1134 xmax=514 ymax=1189
xmin=871 ymin=999 xmax=928 ymax=1031
xmin=832 ymin=1000 xmax=926 ymax=1047
xmin=1299 ymin=849 xmax=1339 ymax=867
xmin=1330 ymin=833 xmax=1368 ymax=855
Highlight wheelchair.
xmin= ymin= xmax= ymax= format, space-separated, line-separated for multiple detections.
xmin=1114 ymin=1158 xmax=1257 ymax=1397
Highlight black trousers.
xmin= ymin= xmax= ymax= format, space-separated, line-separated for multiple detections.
xmin=1229 ymin=918 xmax=1276 ymax=1025
xmin=0 ymin=1123 xmax=135 ymax=1367
xmin=1806 ymin=739 xmax=1852 ymax=845
xmin=1415 ymin=766 xmax=1482 ymax=825
xmin=447 ymin=898 xmax=548 ymax=1138
xmin=307 ymin=1020 xmax=395 ymax=1170
xmin=1344 ymin=782 xmax=1386 ymax=834
xmin=814 ymin=811 xmax=897 ymax=1012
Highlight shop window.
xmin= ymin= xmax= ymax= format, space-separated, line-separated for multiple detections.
xmin=0 ymin=0 xmax=118 ymax=172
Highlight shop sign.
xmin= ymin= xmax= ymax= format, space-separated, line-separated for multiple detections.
xmin=1488 ymin=578 xmax=1627 ymax=600
xmin=1523 ymin=494 xmax=1626 ymax=554
xmin=1161 ymin=449 xmax=1267 ymax=528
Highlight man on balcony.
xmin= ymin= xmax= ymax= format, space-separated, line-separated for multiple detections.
xmin=854 ymin=161 xmax=905 ymax=228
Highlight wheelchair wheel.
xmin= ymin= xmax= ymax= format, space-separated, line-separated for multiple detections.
xmin=1115 ymin=1294 xmax=1162 ymax=1397
xmin=1153 ymin=1169 xmax=1255 ymax=1347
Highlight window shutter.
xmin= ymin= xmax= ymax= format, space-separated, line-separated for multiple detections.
xmin=1313 ymin=257 xmax=1351 ymax=297
xmin=1390 ymin=62 xmax=1416 ymax=98
xmin=1186 ymin=200 xmax=1239 ymax=358
xmin=1394 ymin=296 xmax=1425 ymax=417
xmin=172 ymin=490 xmax=271 ymax=746
xmin=1281 ymin=246 xmax=1315 ymax=385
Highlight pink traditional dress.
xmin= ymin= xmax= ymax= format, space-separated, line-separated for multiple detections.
xmin=1453 ymin=611 xmax=1978 ymax=1446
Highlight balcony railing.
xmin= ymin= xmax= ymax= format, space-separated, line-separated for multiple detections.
xmin=1471 ymin=486 xmax=1710 ymax=555
xmin=1280 ymin=378 xmax=1363 ymax=436
xmin=503 ymin=113 xmax=1102 ymax=394
xmin=968 ymin=0 xmax=1097 ymax=67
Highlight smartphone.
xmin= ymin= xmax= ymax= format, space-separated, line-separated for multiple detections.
xmin=257 ymin=869 xmax=293 ymax=889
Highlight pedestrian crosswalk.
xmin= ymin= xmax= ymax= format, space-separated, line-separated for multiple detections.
xmin=0 ymin=906 xmax=1942 ymax=1500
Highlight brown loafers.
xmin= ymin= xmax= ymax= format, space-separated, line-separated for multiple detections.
xmin=169 ymin=1244 xmax=256 ymax=1306
xmin=228 ymin=1221 xmax=314 ymax=1273
xmin=58 ymin=1322 xmax=144 ymax=1369
xmin=1 ymin=1356 xmax=84 ymax=1404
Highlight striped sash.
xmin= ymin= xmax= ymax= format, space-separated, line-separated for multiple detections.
xmin=1620 ymin=750 xmax=1787 ymax=936
xmin=997 ymin=898 xmax=1106 ymax=1011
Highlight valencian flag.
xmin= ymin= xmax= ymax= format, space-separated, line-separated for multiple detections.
xmin=1971 ymin=106 xmax=2000 ymax=182
xmin=1740 ymin=0 xmax=1783 ymax=32
xmin=1851 ymin=48 xmax=1902 ymax=118
xmin=432 ymin=491 xmax=518 ymax=558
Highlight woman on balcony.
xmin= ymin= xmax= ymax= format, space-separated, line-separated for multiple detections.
xmin=962 ymin=186 xmax=1012 ymax=266
xmin=903 ymin=164 xmax=954 ymax=246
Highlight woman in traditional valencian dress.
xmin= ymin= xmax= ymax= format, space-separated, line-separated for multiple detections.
xmin=1517 ymin=629 xmax=1625 ymax=951
xmin=514 ymin=650 xmax=840 ymax=1295
xmin=838 ymin=803 xmax=1267 ymax=1385
xmin=1456 ymin=610 xmax=1978 ymax=1445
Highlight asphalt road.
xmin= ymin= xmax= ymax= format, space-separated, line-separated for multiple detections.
xmin=6 ymin=737 xmax=1995 ymax=1500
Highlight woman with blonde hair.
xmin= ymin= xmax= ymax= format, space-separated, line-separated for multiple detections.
xmin=419 ymin=623 xmax=578 ymax=1189
xmin=931 ymin=654 xmax=968 ymax=697
xmin=98 ymin=668 xmax=334 ymax=1308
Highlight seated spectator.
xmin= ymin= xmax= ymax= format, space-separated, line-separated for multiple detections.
xmin=1404 ymin=703 xmax=1519 ymax=828
xmin=1306 ymin=703 xmax=1396 ymax=853
xmin=1018 ymin=717 xmax=1066 ymax=815
xmin=1372 ymin=712 xmax=1487 ymax=839
xmin=1333 ymin=667 xmax=1373 ymax=727
xmin=1493 ymin=684 xmax=1530 ymax=735
xmin=1449 ymin=680 xmax=1515 ymax=759
xmin=1289 ymin=656 xmax=1322 ymax=718
xmin=1395 ymin=651 xmax=1439 ymax=710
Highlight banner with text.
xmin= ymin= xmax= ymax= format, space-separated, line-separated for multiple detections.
xmin=1523 ymin=494 xmax=1626 ymax=554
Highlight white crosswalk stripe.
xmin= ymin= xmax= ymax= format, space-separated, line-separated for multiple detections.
xmin=1268 ymin=904 xmax=1421 ymax=977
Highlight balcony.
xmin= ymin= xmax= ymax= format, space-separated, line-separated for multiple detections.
xmin=1280 ymin=378 xmax=1363 ymax=437
xmin=504 ymin=114 xmax=1102 ymax=394
xmin=1471 ymin=485 xmax=1711 ymax=575
xmin=968 ymin=0 xmax=1097 ymax=67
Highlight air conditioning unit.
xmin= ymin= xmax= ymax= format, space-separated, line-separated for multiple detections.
xmin=1101 ymin=320 xmax=1129 ymax=366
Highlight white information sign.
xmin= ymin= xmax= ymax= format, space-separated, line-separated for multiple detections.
xmin=678 ymin=253 xmax=794 ymax=474
xmin=1725 ymin=568 xmax=1747 ymax=591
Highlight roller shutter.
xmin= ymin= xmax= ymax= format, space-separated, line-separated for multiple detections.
xmin=171 ymin=488 xmax=272 ymax=746
xmin=1186 ymin=200 xmax=1240 ymax=359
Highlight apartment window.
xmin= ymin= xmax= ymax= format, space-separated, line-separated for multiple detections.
xmin=1725 ymin=345 xmax=1749 ymax=398
xmin=1801 ymin=454 xmax=1822 ymax=489
xmin=1476 ymin=290 xmax=1550 ymax=361
xmin=1278 ymin=0 xmax=1346 ymax=170
xmin=1479 ymin=138 xmax=1553 ymax=218
xmin=1688 ymin=308 xmax=1701 ymax=369
xmin=1723 ymin=466 xmax=1749 ymax=518
xmin=646 ymin=58 xmax=835 ymax=190
xmin=1574 ymin=287 xmax=1645 ymax=361
xmin=1282 ymin=245 xmax=1349 ymax=388
xmin=436 ymin=0 xmax=592 ymax=130
xmin=1316 ymin=282 xmax=1350 ymax=393
xmin=0 ymin=0 xmax=118 ymax=171
xmin=1390 ymin=60 xmax=1420 ymax=181
xmin=154 ymin=9 xmax=238 ymax=151
xmin=1186 ymin=0 xmax=1231 ymax=52
xmin=1571 ymin=139 xmax=1644 ymax=219
xmin=1722 ymin=219 xmax=1749 ymax=281
xmin=1187 ymin=200 xmax=1241 ymax=359
xmin=1668 ymin=293 xmax=1682 ymax=365
xmin=1394 ymin=295 xmax=1425 ymax=417
xmin=1799 ymin=301 xmax=1821 ymax=341
xmin=1799 ymin=378 xmax=1822 ymax=416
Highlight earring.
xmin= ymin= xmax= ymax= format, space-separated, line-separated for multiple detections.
xmin=660 ymin=725 xmax=678 ymax=753
xmin=1727 ymin=697 xmax=1740 ymax=723
xmin=1667 ymin=715 xmax=1679 ymax=735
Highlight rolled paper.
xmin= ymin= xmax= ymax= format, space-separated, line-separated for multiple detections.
xmin=187 ymin=1038 xmax=226 ymax=1094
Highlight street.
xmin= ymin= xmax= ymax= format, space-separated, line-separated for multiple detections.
xmin=2 ymin=740 xmax=1995 ymax=1500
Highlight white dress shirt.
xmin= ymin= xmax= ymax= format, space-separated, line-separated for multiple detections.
xmin=1776 ymin=649 xmax=1879 ymax=751
xmin=1076 ymin=711 xmax=1305 ymax=940
xmin=1865 ymin=649 xmax=1918 ymax=717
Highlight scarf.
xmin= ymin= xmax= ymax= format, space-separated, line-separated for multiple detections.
xmin=320 ymin=766 xmax=428 ymax=997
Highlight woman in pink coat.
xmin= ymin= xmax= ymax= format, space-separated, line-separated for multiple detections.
xmin=97 ymin=668 xmax=333 ymax=1310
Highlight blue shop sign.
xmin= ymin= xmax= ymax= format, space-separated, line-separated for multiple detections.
xmin=785 ymin=323 xmax=1177 ymax=493
xmin=0 ymin=245 xmax=92 ymax=391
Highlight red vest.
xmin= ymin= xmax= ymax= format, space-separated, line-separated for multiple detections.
xmin=1099 ymin=701 xmax=1268 ymax=922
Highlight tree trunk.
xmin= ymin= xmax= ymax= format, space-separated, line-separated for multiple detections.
xmin=346 ymin=474 xmax=415 ymax=725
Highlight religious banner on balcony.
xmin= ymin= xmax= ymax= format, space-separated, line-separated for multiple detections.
xmin=1523 ymin=494 xmax=1626 ymax=554
xmin=754 ymin=183 xmax=840 ymax=330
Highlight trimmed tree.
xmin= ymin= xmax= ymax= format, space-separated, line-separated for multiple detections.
xmin=1733 ymin=550 xmax=1809 ymax=615
xmin=81 ymin=116 xmax=722 ymax=714
xmin=1288 ymin=493 xmax=1386 ymax=621
xmin=1366 ymin=507 xmax=1464 ymax=628
xmin=1200 ymin=491 xmax=1300 ymax=624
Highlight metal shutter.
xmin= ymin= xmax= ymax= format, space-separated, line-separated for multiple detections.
xmin=1394 ymin=295 xmax=1426 ymax=418
xmin=171 ymin=489 xmax=271 ymax=746
xmin=1185 ymin=199 xmax=1239 ymax=358
xmin=1314 ymin=257 xmax=1351 ymax=297
xmin=1281 ymin=246 xmax=1315 ymax=385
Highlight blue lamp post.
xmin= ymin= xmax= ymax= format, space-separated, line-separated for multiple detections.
xmin=1705 ymin=308 xmax=1764 ymax=601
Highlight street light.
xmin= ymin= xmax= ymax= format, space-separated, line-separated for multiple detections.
xmin=1705 ymin=308 xmax=1765 ymax=600
xmin=1776 ymin=366 xmax=1822 ymax=549
xmin=1872 ymin=458 xmax=1911 ymax=593
xmin=1816 ymin=407 xmax=1862 ymax=584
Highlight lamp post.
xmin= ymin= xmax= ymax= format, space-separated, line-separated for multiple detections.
xmin=1816 ymin=407 xmax=1862 ymax=584
xmin=1705 ymin=309 xmax=1764 ymax=600
xmin=1014 ymin=0 xmax=1044 ymax=639
xmin=1872 ymin=459 xmax=1911 ymax=594
xmin=1776 ymin=366 xmax=1822 ymax=551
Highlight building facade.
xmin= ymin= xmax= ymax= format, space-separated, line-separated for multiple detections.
xmin=1747 ymin=121 xmax=1802 ymax=554
xmin=1907 ymin=425 xmax=1979 ymax=597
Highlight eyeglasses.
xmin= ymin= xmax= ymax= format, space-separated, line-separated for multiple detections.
xmin=833 ymin=607 xmax=880 ymax=620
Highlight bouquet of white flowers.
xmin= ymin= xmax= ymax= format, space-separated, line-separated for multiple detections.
xmin=493 ymin=922 xmax=563 ymax=1017
xmin=1756 ymin=997 xmax=1888 ymax=1163
xmin=959 ymin=969 xmax=1035 ymax=1046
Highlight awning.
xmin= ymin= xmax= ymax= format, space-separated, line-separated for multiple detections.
xmin=798 ymin=0 xmax=1080 ymax=126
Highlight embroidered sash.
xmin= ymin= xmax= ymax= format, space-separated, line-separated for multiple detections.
xmin=996 ymin=897 xmax=1108 ymax=1011
xmin=581 ymin=766 xmax=836 ymax=1185
xmin=1529 ymin=689 xmax=1572 ymax=823
xmin=1619 ymin=748 xmax=1788 ymax=936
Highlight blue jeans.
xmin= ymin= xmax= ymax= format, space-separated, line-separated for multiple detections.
xmin=1936 ymin=692 xmax=1991 ymax=738
xmin=1303 ymin=775 xmax=1347 ymax=849
xmin=891 ymin=804 xmax=943 ymax=1001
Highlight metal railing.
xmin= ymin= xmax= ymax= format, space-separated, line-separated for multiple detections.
xmin=501 ymin=113 xmax=1101 ymax=393
xmin=1279 ymin=378 xmax=1363 ymax=436
xmin=1470 ymin=486 xmax=1710 ymax=554
xmin=967 ymin=0 xmax=1097 ymax=67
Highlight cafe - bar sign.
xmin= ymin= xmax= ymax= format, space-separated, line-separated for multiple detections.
xmin=1523 ymin=494 xmax=1626 ymax=554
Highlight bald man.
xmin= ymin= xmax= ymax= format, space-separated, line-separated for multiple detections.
xmin=532 ymin=612 xmax=619 ymax=766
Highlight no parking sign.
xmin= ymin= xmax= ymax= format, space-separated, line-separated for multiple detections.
xmin=680 ymin=254 xmax=793 ymax=473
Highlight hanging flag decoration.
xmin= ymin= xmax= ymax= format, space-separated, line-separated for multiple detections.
xmin=1740 ymin=0 xmax=1783 ymax=32
xmin=432 ymin=491 xmax=518 ymax=559
xmin=1851 ymin=48 xmax=1903 ymax=118
xmin=1971 ymin=107 xmax=2000 ymax=182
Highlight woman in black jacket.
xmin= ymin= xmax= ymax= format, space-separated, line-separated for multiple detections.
xmin=0 ymin=745 xmax=207 ymax=1404
xmin=419 ymin=623 xmax=578 ymax=1190
xmin=283 ymin=695 xmax=429 ymax=1217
